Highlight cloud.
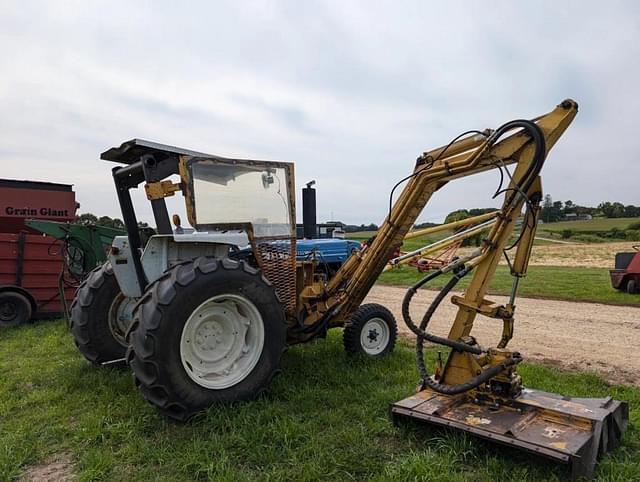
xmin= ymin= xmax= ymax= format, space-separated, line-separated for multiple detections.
xmin=0 ymin=0 xmax=638 ymax=225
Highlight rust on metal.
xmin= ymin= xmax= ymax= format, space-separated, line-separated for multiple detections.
xmin=144 ymin=180 xmax=182 ymax=200
xmin=390 ymin=387 xmax=628 ymax=480
xmin=253 ymin=238 xmax=298 ymax=315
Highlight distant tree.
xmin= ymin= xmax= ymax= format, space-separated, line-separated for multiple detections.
xmin=575 ymin=204 xmax=596 ymax=216
xmin=468 ymin=208 xmax=496 ymax=217
xmin=444 ymin=209 xmax=470 ymax=223
xmin=596 ymin=202 xmax=639 ymax=218
xmin=611 ymin=202 xmax=626 ymax=218
xmin=413 ymin=222 xmax=438 ymax=229
xmin=542 ymin=194 xmax=553 ymax=222
xmin=531 ymin=195 xmax=639 ymax=223
xmin=598 ymin=202 xmax=613 ymax=217
xmin=97 ymin=216 xmax=125 ymax=229
xmin=75 ymin=213 xmax=125 ymax=229
xmin=444 ymin=208 xmax=498 ymax=231
xmin=443 ymin=208 xmax=495 ymax=246
xmin=625 ymin=205 xmax=640 ymax=217
xmin=75 ymin=213 xmax=98 ymax=226
xmin=550 ymin=201 xmax=563 ymax=221
xmin=540 ymin=197 xmax=563 ymax=222
xmin=342 ymin=221 xmax=381 ymax=233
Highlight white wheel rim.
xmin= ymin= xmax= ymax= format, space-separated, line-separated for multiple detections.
xmin=109 ymin=294 xmax=136 ymax=347
xmin=180 ymin=294 xmax=265 ymax=389
xmin=360 ymin=317 xmax=390 ymax=355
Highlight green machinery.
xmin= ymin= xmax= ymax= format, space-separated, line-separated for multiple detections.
xmin=25 ymin=219 xmax=125 ymax=320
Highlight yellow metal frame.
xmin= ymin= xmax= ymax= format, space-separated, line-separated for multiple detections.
xmin=144 ymin=180 xmax=182 ymax=200
xmin=308 ymin=99 xmax=578 ymax=388
xmin=404 ymin=210 xmax=498 ymax=240
xmin=384 ymin=212 xmax=499 ymax=271
xmin=168 ymin=99 xmax=579 ymax=390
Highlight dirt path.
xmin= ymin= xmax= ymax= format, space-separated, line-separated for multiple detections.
xmin=365 ymin=285 xmax=640 ymax=385
xmin=533 ymin=236 xmax=575 ymax=244
xmin=456 ymin=241 xmax=637 ymax=268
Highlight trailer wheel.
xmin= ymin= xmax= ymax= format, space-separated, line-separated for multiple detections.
xmin=0 ymin=292 xmax=32 ymax=328
xmin=127 ymin=258 xmax=287 ymax=422
xmin=627 ymin=279 xmax=637 ymax=294
xmin=343 ymin=303 xmax=397 ymax=357
xmin=70 ymin=262 xmax=133 ymax=364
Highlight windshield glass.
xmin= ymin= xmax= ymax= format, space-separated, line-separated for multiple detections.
xmin=190 ymin=159 xmax=293 ymax=237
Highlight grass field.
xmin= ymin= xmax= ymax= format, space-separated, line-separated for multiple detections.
xmin=379 ymin=265 xmax=640 ymax=306
xmin=1 ymin=322 xmax=639 ymax=481
xmin=348 ymin=231 xmax=475 ymax=253
xmin=539 ymin=217 xmax=640 ymax=233
xmin=347 ymin=230 xmax=378 ymax=241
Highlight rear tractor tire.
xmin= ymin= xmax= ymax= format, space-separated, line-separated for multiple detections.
xmin=0 ymin=291 xmax=32 ymax=328
xmin=70 ymin=262 xmax=135 ymax=364
xmin=343 ymin=303 xmax=397 ymax=357
xmin=127 ymin=258 xmax=287 ymax=422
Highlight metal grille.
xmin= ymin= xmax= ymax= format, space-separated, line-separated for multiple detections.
xmin=255 ymin=238 xmax=297 ymax=314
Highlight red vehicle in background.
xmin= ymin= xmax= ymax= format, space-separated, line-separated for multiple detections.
xmin=0 ymin=179 xmax=78 ymax=327
xmin=610 ymin=246 xmax=640 ymax=294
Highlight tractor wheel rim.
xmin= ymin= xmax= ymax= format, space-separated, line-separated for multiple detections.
xmin=180 ymin=294 xmax=265 ymax=390
xmin=0 ymin=300 xmax=17 ymax=321
xmin=108 ymin=293 xmax=135 ymax=347
xmin=360 ymin=317 xmax=390 ymax=355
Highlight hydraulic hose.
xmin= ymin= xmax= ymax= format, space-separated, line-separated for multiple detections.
xmin=402 ymin=267 xmax=483 ymax=355
xmin=418 ymin=353 xmax=522 ymax=395
xmin=291 ymin=304 xmax=340 ymax=336
xmin=487 ymin=120 xmax=546 ymax=202
xmin=402 ymin=265 xmax=522 ymax=395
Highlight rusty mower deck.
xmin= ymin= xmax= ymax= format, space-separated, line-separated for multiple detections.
xmin=391 ymin=387 xmax=628 ymax=480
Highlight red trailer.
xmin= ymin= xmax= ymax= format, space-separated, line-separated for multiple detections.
xmin=0 ymin=179 xmax=78 ymax=327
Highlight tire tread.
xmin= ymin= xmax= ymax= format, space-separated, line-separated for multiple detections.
xmin=70 ymin=262 xmax=126 ymax=364
xmin=128 ymin=257 xmax=287 ymax=422
xmin=343 ymin=303 xmax=397 ymax=356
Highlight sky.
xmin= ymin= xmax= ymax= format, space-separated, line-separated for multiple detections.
xmin=0 ymin=1 xmax=638 ymax=226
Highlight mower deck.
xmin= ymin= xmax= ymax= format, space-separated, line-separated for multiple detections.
xmin=390 ymin=387 xmax=628 ymax=480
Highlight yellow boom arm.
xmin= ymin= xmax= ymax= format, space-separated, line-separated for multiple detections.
xmin=320 ymin=100 xmax=577 ymax=323
xmin=301 ymin=99 xmax=627 ymax=478
xmin=300 ymin=100 xmax=577 ymax=387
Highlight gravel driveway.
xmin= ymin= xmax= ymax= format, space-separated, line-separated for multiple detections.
xmin=366 ymin=285 xmax=640 ymax=385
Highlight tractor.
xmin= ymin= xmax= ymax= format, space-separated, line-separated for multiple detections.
xmin=70 ymin=101 xmax=627 ymax=479
xmin=70 ymin=140 xmax=398 ymax=421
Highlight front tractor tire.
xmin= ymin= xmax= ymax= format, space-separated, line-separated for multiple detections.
xmin=127 ymin=258 xmax=287 ymax=422
xmin=70 ymin=262 xmax=134 ymax=364
xmin=343 ymin=303 xmax=397 ymax=357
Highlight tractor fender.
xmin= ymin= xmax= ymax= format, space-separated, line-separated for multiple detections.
xmin=110 ymin=233 xmax=242 ymax=298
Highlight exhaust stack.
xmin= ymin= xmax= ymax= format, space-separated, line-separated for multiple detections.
xmin=302 ymin=180 xmax=317 ymax=239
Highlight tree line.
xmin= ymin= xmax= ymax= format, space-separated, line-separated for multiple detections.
xmin=441 ymin=198 xmax=640 ymax=225
xmin=541 ymin=195 xmax=640 ymax=223
xmin=76 ymin=195 xmax=640 ymax=234
xmin=74 ymin=213 xmax=125 ymax=229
